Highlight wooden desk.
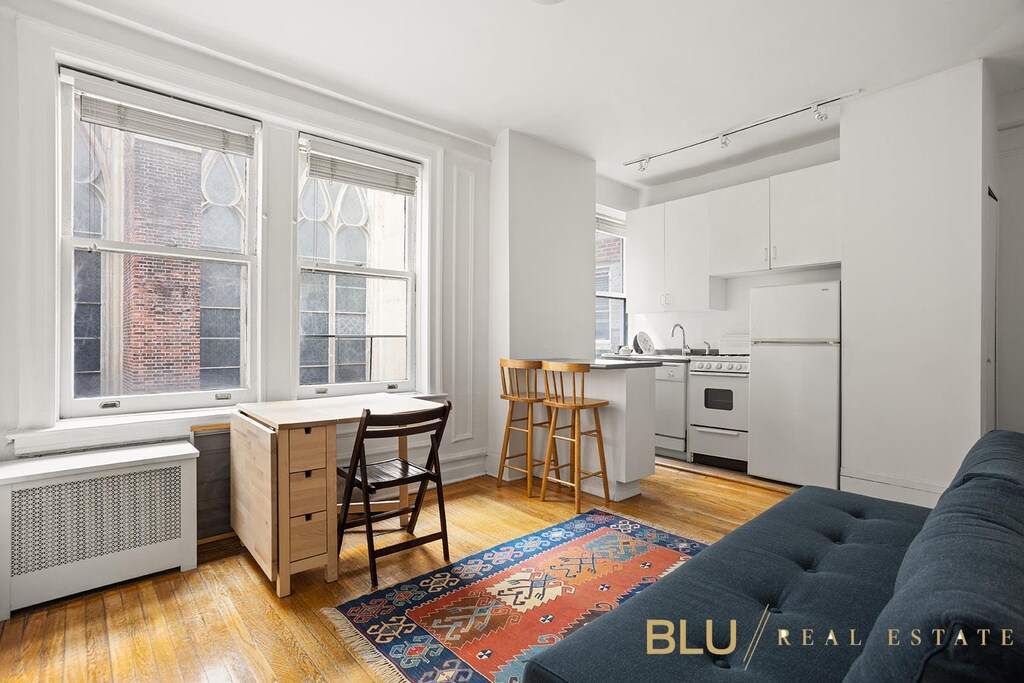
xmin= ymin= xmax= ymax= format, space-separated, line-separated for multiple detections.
xmin=230 ymin=393 xmax=440 ymax=597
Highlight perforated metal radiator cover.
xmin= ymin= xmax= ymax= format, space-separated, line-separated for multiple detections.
xmin=10 ymin=466 xmax=182 ymax=576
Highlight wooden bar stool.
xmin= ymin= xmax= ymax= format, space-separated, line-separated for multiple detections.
xmin=496 ymin=359 xmax=552 ymax=497
xmin=539 ymin=361 xmax=611 ymax=513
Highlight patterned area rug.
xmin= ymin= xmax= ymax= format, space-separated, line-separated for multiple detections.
xmin=323 ymin=509 xmax=707 ymax=683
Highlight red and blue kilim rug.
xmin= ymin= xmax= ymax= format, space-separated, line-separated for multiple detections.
xmin=323 ymin=509 xmax=707 ymax=683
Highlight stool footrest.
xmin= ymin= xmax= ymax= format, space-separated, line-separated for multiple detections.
xmin=543 ymin=471 xmax=605 ymax=486
xmin=504 ymin=464 xmax=540 ymax=475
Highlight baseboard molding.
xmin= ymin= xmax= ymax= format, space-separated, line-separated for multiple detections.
xmin=439 ymin=449 xmax=487 ymax=484
xmin=840 ymin=474 xmax=941 ymax=508
xmin=839 ymin=467 xmax=946 ymax=494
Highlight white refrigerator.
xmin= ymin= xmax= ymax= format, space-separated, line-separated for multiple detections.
xmin=748 ymin=281 xmax=840 ymax=488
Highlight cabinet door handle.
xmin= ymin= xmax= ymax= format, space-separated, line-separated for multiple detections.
xmin=763 ymin=247 xmax=768 ymax=262
xmin=663 ymin=293 xmax=670 ymax=307
xmin=772 ymin=246 xmax=778 ymax=261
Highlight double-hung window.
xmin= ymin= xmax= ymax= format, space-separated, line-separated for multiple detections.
xmin=595 ymin=214 xmax=627 ymax=354
xmin=59 ymin=69 xmax=260 ymax=417
xmin=296 ymin=135 xmax=419 ymax=395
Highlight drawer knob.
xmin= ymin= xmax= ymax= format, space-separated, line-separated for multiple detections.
xmin=304 ymin=513 xmax=313 ymax=521
xmin=304 ymin=470 xmax=313 ymax=478
xmin=304 ymin=427 xmax=312 ymax=435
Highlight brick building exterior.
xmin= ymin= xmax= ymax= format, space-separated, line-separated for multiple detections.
xmin=120 ymin=140 xmax=203 ymax=395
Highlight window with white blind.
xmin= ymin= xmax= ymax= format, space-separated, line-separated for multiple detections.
xmin=596 ymin=214 xmax=627 ymax=354
xmin=58 ymin=68 xmax=260 ymax=417
xmin=296 ymin=135 xmax=419 ymax=394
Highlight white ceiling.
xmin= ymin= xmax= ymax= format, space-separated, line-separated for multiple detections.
xmin=71 ymin=0 xmax=1024 ymax=187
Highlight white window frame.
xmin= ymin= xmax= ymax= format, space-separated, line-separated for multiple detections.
xmin=295 ymin=135 xmax=420 ymax=398
xmin=595 ymin=212 xmax=627 ymax=354
xmin=57 ymin=71 xmax=262 ymax=418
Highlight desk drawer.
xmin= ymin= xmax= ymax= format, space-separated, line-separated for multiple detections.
xmin=289 ymin=511 xmax=327 ymax=561
xmin=288 ymin=426 xmax=328 ymax=472
xmin=288 ymin=468 xmax=327 ymax=517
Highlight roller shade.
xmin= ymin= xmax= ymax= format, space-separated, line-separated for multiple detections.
xmin=79 ymin=94 xmax=256 ymax=157
xmin=596 ymin=215 xmax=626 ymax=235
xmin=307 ymin=151 xmax=418 ymax=196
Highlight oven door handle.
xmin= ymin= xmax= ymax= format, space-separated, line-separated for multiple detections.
xmin=691 ymin=426 xmax=742 ymax=437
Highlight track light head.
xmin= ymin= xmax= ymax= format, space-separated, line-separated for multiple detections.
xmin=637 ymin=156 xmax=651 ymax=172
xmin=719 ymin=135 xmax=730 ymax=149
xmin=813 ymin=105 xmax=828 ymax=123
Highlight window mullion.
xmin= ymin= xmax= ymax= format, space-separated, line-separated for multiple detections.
xmin=328 ymin=273 xmax=337 ymax=384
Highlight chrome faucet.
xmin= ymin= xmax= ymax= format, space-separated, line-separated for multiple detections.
xmin=703 ymin=341 xmax=712 ymax=354
xmin=670 ymin=324 xmax=690 ymax=353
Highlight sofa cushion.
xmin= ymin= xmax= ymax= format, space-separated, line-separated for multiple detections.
xmin=524 ymin=486 xmax=930 ymax=683
xmin=947 ymin=429 xmax=1024 ymax=491
xmin=845 ymin=432 xmax=1024 ymax=682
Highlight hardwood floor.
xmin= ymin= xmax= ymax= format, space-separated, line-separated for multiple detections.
xmin=0 ymin=465 xmax=792 ymax=682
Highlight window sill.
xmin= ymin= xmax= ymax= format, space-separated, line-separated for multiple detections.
xmin=6 ymin=391 xmax=448 ymax=458
xmin=7 ymin=407 xmax=235 ymax=457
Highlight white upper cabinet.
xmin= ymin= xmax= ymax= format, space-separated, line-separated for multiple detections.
xmin=769 ymin=161 xmax=841 ymax=268
xmin=625 ymin=203 xmax=666 ymax=314
xmin=709 ymin=178 xmax=771 ymax=276
xmin=625 ymin=198 xmax=724 ymax=314
xmin=665 ymin=194 xmax=725 ymax=311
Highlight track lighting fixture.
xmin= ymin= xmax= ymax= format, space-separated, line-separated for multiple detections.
xmin=622 ymin=89 xmax=858 ymax=172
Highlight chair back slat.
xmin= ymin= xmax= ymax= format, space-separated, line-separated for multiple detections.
xmin=541 ymin=361 xmax=591 ymax=404
xmin=499 ymin=358 xmax=541 ymax=400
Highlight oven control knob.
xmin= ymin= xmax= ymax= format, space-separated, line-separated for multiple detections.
xmin=697 ymin=362 xmax=706 ymax=369
xmin=716 ymin=363 xmax=723 ymax=370
xmin=727 ymin=363 xmax=735 ymax=370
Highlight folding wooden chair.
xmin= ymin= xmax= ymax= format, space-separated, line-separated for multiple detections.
xmin=337 ymin=401 xmax=452 ymax=587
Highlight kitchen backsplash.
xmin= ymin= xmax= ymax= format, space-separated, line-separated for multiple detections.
xmin=630 ymin=266 xmax=841 ymax=351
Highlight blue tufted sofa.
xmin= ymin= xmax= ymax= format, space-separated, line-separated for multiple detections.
xmin=524 ymin=430 xmax=1024 ymax=682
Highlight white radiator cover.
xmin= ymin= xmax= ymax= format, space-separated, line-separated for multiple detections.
xmin=0 ymin=441 xmax=198 ymax=620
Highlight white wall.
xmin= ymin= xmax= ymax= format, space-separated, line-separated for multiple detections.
xmin=630 ymin=267 xmax=841 ymax=352
xmin=0 ymin=11 xmax=19 ymax=458
xmin=488 ymin=130 xmax=597 ymax=460
xmin=597 ymin=175 xmax=640 ymax=213
xmin=840 ymin=61 xmax=993 ymax=505
xmin=997 ymin=93 xmax=1024 ymax=432
xmin=0 ymin=1 xmax=492 ymax=472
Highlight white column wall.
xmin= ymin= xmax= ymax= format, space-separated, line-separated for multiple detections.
xmin=0 ymin=12 xmax=19 ymax=458
xmin=488 ymin=130 xmax=598 ymax=471
xmin=840 ymin=61 xmax=991 ymax=505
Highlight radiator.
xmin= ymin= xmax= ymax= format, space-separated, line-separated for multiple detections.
xmin=0 ymin=441 xmax=198 ymax=620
